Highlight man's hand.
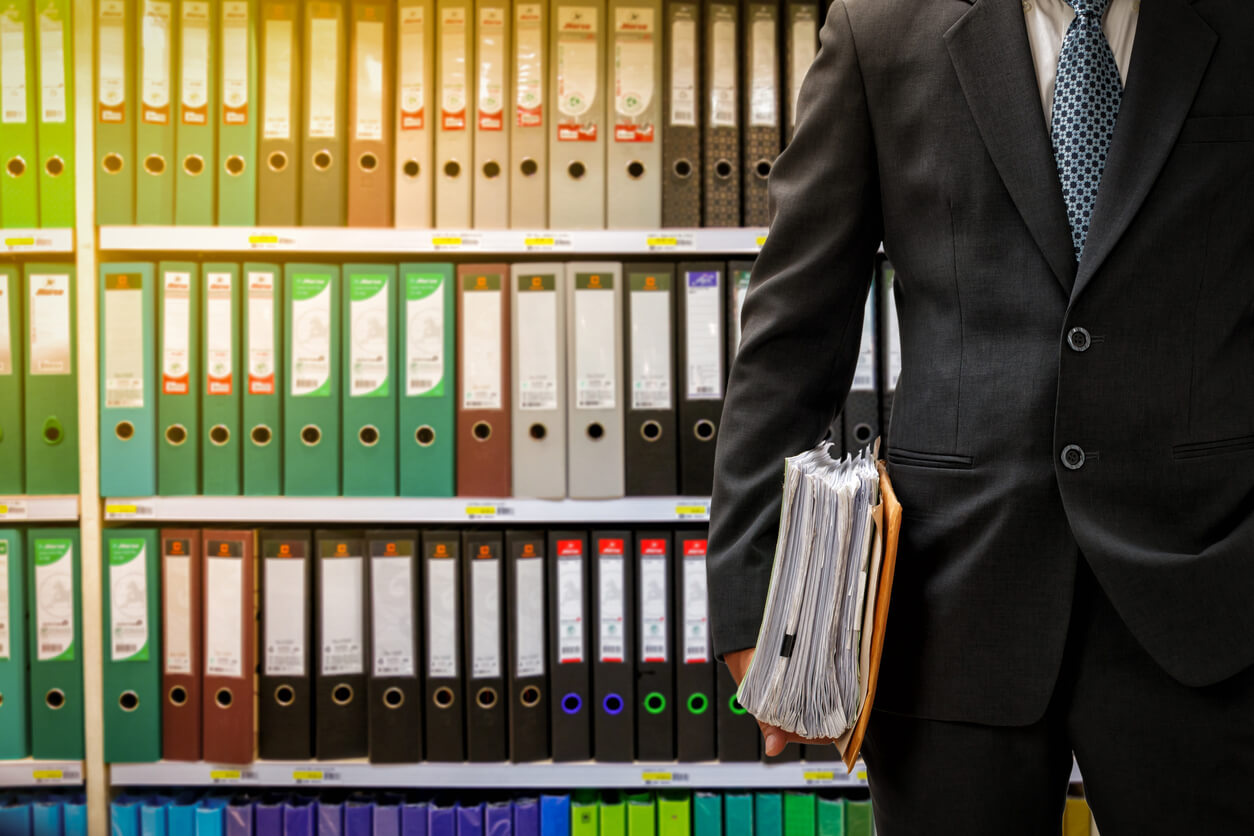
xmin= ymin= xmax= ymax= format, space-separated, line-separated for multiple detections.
xmin=725 ymin=647 xmax=837 ymax=757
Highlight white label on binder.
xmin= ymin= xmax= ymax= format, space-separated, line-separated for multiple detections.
xmin=141 ymin=2 xmax=172 ymax=116
xmin=556 ymin=6 xmax=597 ymax=139
xmin=471 ymin=556 xmax=501 ymax=678
xmin=349 ymin=273 xmax=390 ymax=398
xmin=247 ymin=272 xmax=276 ymax=396
xmin=613 ymin=7 xmax=654 ymax=140
xmin=222 ymin=2 xmax=249 ymax=123
xmin=515 ymin=556 xmax=545 ymax=677
xmin=98 ymin=2 xmax=126 ymax=112
xmin=710 ymin=11 xmax=736 ymax=127
xmin=406 ymin=273 xmax=445 ymax=397
xmin=262 ymin=19 xmax=293 ymax=139
xmin=104 ymin=277 xmax=144 ymax=409
xmin=461 ymin=282 xmax=502 ymax=409
xmin=308 ymin=16 xmax=339 ymax=138
xmin=206 ymin=273 xmax=234 ymax=396
xmin=789 ymin=15 xmax=816 ymax=128
xmin=668 ymin=15 xmax=695 ymax=126
xmin=515 ymin=4 xmax=543 ymax=127
xmin=37 ymin=8 xmax=65 ymax=123
xmin=34 ymin=540 xmax=73 ymax=662
xmin=630 ymin=280 xmax=672 ymax=410
xmin=0 ymin=542 xmax=10 ymax=659
xmin=399 ymin=5 xmax=425 ymax=130
xmin=639 ymin=542 xmax=668 ymax=664
xmin=321 ymin=556 xmax=365 ymax=676
xmin=439 ymin=6 xmax=467 ymax=130
xmin=0 ymin=275 xmax=10 ymax=375
xmin=682 ymin=545 xmax=709 ymax=663
xmin=598 ymin=545 xmax=625 ymax=663
xmin=427 ymin=555 xmax=458 ymax=677
xmin=516 ymin=278 xmax=559 ymax=412
xmin=290 ymin=274 xmax=332 ymax=397
xmin=355 ymin=19 xmax=385 ymax=139
xmin=0 ymin=11 xmax=26 ymax=124
xmin=750 ymin=15 xmax=776 ymax=127
xmin=685 ymin=271 xmax=723 ymax=400
xmin=372 ymin=556 xmax=415 ymax=678
xmin=574 ymin=274 xmax=616 ymax=410
xmin=556 ymin=540 xmax=585 ymax=663
xmin=109 ymin=540 xmax=150 ymax=662
xmin=28 ymin=273 xmax=71 ymax=376
xmin=264 ymin=558 xmax=306 ymax=677
xmin=180 ymin=2 xmax=209 ymax=123
xmin=852 ymin=296 xmax=875 ymax=391
xmin=205 ymin=555 xmax=242 ymax=677
xmin=477 ymin=6 xmax=505 ymax=130
xmin=163 ymin=553 xmax=192 ymax=674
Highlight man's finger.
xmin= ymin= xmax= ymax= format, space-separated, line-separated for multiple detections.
xmin=757 ymin=720 xmax=836 ymax=756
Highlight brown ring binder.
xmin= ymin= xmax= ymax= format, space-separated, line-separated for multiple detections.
xmin=209 ymin=425 xmax=230 ymax=446
xmin=714 ymin=159 xmax=732 ymax=178
xmin=359 ymin=153 xmax=379 ymax=171
xmin=166 ymin=425 xmax=187 ymax=445
xmin=214 ymin=687 xmax=233 ymax=708
xmin=673 ymin=159 xmax=692 ymax=177
xmin=472 ymin=421 xmax=493 ymax=440
xmin=168 ymin=686 xmax=187 ymax=706
xmin=183 ymin=155 xmax=205 ymax=175
xmin=103 ymin=153 xmax=125 ymax=173
xmin=116 ymin=421 xmax=134 ymax=440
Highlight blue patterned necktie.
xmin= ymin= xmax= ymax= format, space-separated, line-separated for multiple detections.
xmin=1051 ymin=0 xmax=1123 ymax=260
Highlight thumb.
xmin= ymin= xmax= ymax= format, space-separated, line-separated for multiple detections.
xmin=758 ymin=720 xmax=787 ymax=757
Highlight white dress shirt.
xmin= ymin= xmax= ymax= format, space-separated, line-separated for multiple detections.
xmin=1022 ymin=0 xmax=1140 ymax=128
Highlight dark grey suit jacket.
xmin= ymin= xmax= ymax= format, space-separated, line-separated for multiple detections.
xmin=708 ymin=0 xmax=1254 ymax=725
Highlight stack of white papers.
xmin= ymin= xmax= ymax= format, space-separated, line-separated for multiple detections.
xmin=737 ymin=441 xmax=882 ymax=740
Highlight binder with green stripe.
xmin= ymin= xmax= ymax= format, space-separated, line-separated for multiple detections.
xmin=755 ymin=793 xmax=783 ymax=836
xmin=34 ymin=0 xmax=74 ymax=228
xmin=0 ymin=0 xmax=41 ymax=228
xmin=816 ymin=797 xmax=845 ymax=836
xmin=28 ymin=527 xmax=83 ymax=759
xmin=398 ymin=262 xmax=455 ymax=496
xmin=102 ymin=528 xmax=162 ymax=763
xmin=0 ymin=266 xmax=24 ymax=493
xmin=626 ymin=794 xmax=655 ymax=836
xmin=0 ymin=529 xmax=29 ymax=758
xmin=783 ymin=793 xmax=816 ymax=836
xmin=342 ymin=263 xmax=397 ymax=496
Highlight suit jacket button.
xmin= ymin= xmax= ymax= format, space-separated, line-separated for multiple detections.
xmin=1061 ymin=444 xmax=1086 ymax=470
xmin=1067 ymin=327 xmax=1092 ymax=352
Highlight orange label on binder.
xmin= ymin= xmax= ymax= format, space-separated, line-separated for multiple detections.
xmin=143 ymin=103 xmax=170 ymax=125
xmin=557 ymin=121 xmax=597 ymax=141
xmin=402 ymin=106 xmax=424 ymax=130
xmin=223 ymin=102 xmax=249 ymax=125
xmin=614 ymin=121 xmax=654 ymax=142
xmin=442 ymin=107 xmax=466 ymax=130
xmin=517 ymin=103 xmax=542 ymax=127
xmin=182 ymin=102 xmax=208 ymax=125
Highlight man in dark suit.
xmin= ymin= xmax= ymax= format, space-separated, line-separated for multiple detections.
xmin=709 ymin=0 xmax=1254 ymax=831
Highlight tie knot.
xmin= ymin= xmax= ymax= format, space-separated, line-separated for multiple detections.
xmin=1066 ymin=0 xmax=1108 ymax=19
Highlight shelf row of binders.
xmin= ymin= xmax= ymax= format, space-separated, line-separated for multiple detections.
xmin=95 ymin=259 xmax=744 ymax=499
xmin=0 ymin=791 xmax=87 ymax=835
xmin=94 ymin=0 xmax=821 ymax=231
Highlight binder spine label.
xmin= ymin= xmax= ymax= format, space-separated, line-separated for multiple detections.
xmin=460 ymin=274 xmax=503 ymax=409
xmin=684 ymin=272 xmax=723 ymax=400
xmin=372 ymin=549 xmax=415 ymax=678
xmin=0 ymin=541 xmax=9 ymax=659
xmin=613 ymin=7 xmax=655 ymax=142
xmin=180 ymin=2 xmax=211 ymax=126
xmin=470 ymin=553 xmax=501 ymax=678
xmin=852 ymin=295 xmax=875 ymax=391
xmin=262 ymin=16 xmax=293 ymax=139
xmin=308 ymin=13 xmax=340 ymax=138
xmin=37 ymin=7 xmax=66 ymax=124
xmin=629 ymin=273 xmax=672 ymax=410
xmin=788 ymin=9 xmax=816 ymax=131
xmin=247 ymin=272 xmax=276 ymax=395
xmin=206 ymin=273 xmax=234 ymax=396
xmin=515 ymin=4 xmax=543 ymax=127
xmin=28 ymin=273 xmax=71 ymax=375
xmin=320 ymin=553 xmax=365 ymax=676
xmin=399 ymin=5 xmax=426 ymax=130
xmin=141 ymin=1 xmax=172 ymax=124
xmin=439 ymin=6 xmax=467 ymax=130
xmin=682 ymin=542 xmax=709 ymax=663
xmin=34 ymin=538 xmax=74 ymax=662
xmin=708 ymin=6 xmax=736 ymax=128
xmin=515 ymin=552 xmax=545 ymax=676
xmin=427 ymin=549 xmax=458 ymax=676
xmin=0 ymin=7 xmax=28 ymax=124
xmin=109 ymin=538 xmax=150 ymax=662
xmin=355 ymin=17 xmax=385 ymax=140
xmin=668 ymin=9 xmax=695 ymax=126
xmin=98 ymin=1 xmax=127 ymax=123
xmin=163 ymin=547 xmax=192 ymax=674
xmin=516 ymin=273 xmax=559 ymax=412
xmin=263 ymin=552 xmax=306 ymax=676
xmin=104 ymin=274 xmax=145 ymax=408
xmin=205 ymin=541 xmax=244 ymax=677
xmin=405 ymin=273 xmax=446 ymax=397
xmin=639 ymin=541 xmax=667 ymax=663
xmin=222 ymin=2 xmax=250 ymax=125
xmin=290 ymin=274 xmax=332 ymax=397
xmin=162 ymin=272 xmax=192 ymax=395
xmin=748 ymin=8 xmax=776 ymax=127
xmin=556 ymin=6 xmax=598 ymax=141
xmin=574 ymin=273 xmax=616 ymax=409
xmin=0 ymin=275 xmax=10 ymax=374
xmin=349 ymin=274 xmax=390 ymax=398
xmin=598 ymin=540 xmax=625 ymax=663
xmin=556 ymin=542 xmax=584 ymax=663
xmin=476 ymin=6 xmax=506 ymax=131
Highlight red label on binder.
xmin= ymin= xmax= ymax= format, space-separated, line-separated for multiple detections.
xmin=598 ymin=539 xmax=624 ymax=556
xmin=442 ymin=107 xmax=466 ymax=130
xmin=640 ymin=539 xmax=667 ymax=556
xmin=683 ymin=539 xmax=707 ymax=557
xmin=558 ymin=540 xmax=583 ymax=557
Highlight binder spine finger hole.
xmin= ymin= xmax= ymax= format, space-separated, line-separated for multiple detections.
xmin=403 ymin=159 xmax=421 ymax=178
xmin=358 ymin=425 xmax=380 ymax=447
xmin=644 ymin=692 xmax=667 ymax=715
xmin=415 ymin=425 xmax=437 ymax=447
xmin=694 ymin=419 xmax=716 ymax=442
xmin=519 ymin=158 xmax=538 ymax=177
xmin=475 ymin=687 xmax=499 ymax=709
xmin=686 ymin=693 xmax=709 ymax=715
xmin=434 ymin=686 xmax=456 ymax=708
xmin=301 ymin=425 xmax=323 ymax=447
xmin=209 ymin=424 xmax=232 ymax=447
xmin=472 ymin=421 xmax=493 ymax=442
xmin=251 ymin=424 xmax=273 ymax=447
xmin=567 ymin=161 xmax=587 ymax=180
xmin=520 ymin=686 xmax=542 ymax=708
xmin=274 ymin=685 xmax=296 ymax=706
xmin=6 ymin=157 xmax=26 ymax=177
xmin=528 ymin=423 xmax=548 ymax=440
xmin=144 ymin=155 xmax=167 ymax=175
xmin=225 ymin=155 xmax=247 ymax=176
xmin=603 ymin=694 xmax=625 ymax=715
xmin=115 ymin=420 xmax=136 ymax=441
xmin=313 ymin=151 xmax=334 ymax=172
xmin=45 ymin=156 xmax=65 ymax=177
xmin=215 ymin=688 xmax=234 ymax=709
xmin=641 ymin=420 xmax=662 ymax=442
xmin=169 ymin=686 xmax=188 ymax=707
xmin=586 ymin=422 xmax=605 ymax=440
xmin=45 ymin=689 xmax=65 ymax=710
xmin=443 ymin=160 xmax=462 ymax=178
xmin=183 ymin=155 xmax=206 ymax=176
xmin=43 ymin=419 xmax=63 ymax=445
xmin=0 ymin=694 xmax=4 ymax=707
xmin=673 ymin=159 xmax=693 ymax=179
xmin=267 ymin=151 xmax=289 ymax=172
xmin=854 ymin=423 xmax=874 ymax=444
xmin=483 ymin=161 xmax=502 ymax=179
xmin=165 ymin=424 xmax=188 ymax=446
xmin=561 ymin=693 xmax=582 ymax=715
xmin=118 ymin=691 xmax=140 ymax=712
xmin=728 ymin=695 xmax=747 ymax=715
xmin=332 ymin=684 xmax=354 ymax=706
xmin=626 ymin=160 xmax=645 ymax=179
xmin=383 ymin=687 xmax=405 ymax=709
xmin=358 ymin=153 xmax=379 ymax=172
xmin=714 ymin=159 xmax=733 ymax=179
xmin=754 ymin=159 xmax=773 ymax=179
xmin=103 ymin=152 xmax=125 ymax=174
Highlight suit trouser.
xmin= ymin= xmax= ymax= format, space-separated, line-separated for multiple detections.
xmin=861 ymin=559 xmax=1254 ymax=835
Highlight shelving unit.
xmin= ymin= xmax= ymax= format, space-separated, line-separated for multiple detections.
xmin=97 ymin=226 xmax=768 ymax=256
xmin=0 ymin=761 xmax=85 ymax=788
xmin=102 ymin=496 xmax=711 ymax=523
xmin=0 ymin=496 xmax=81 ymax=522
xmin=0 ymin=229 xmax=75 ymax=255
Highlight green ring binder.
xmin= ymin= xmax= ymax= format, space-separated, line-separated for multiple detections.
xmin=729 ymin=694 xmax=748 ymax=715
xmin=687 ymin=692 xmax=710 ymax=715
xmin=645 ymin=691 xmax=667 ymax=715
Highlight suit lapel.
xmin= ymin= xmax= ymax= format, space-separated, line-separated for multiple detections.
xmin=1072 ymin=0 xmax=1217 ymax=299
xmin=945 ymin=0 xmax=1077 ymax=295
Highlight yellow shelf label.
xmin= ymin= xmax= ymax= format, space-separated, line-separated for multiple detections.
xmin=31 ymin=770 xmax=63 ymax=780
xmin=248 ymin=235 xmax=279 ymax=245
xmin=755 ymin=235 xmax=767 ymax=246
xmin=432 ymin=236 xmax=462 ymax=246
xmin=647 ymin=236 xmax=677 ymax=247
xmin=292 ymin=770 xmax=324 ymax=781
xmin=641 ymin=771 xmax=672 ymax=782
xmin=465 ymin=505 xmax=496 ymax=516
xmin=0 ymin=505 xmax=7 ymax=514
xmin=675 ymin=505 xmax=707 ymax=516
xmin=106 ymin=504 xmax=137 ymax=515
xmin=855 ymin=769 xmax=868 ymax=781
xmin=524 ymin=236 xmax=555 ymax=247
xmin=4 ymin=237 xmax=34 ymax=247
xmin=210 ymin=769 xmax=241 ymax=780
xmin=803 ymin=770 xmax=835 ymax=781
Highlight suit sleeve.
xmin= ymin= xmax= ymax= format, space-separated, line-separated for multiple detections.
xmin=708 ymin=0 xmax=883 ymax=660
